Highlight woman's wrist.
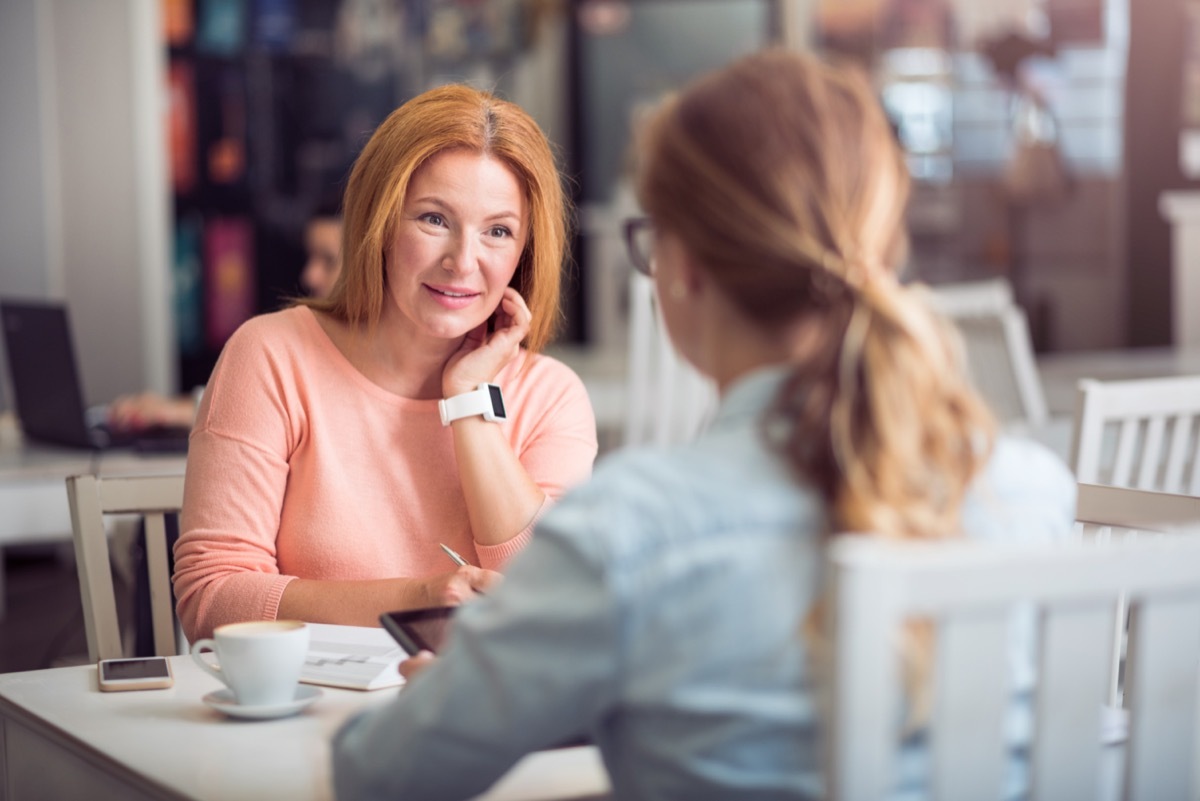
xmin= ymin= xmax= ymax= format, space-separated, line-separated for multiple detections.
xmin=442 ymin=380 xmax=481 ymax=399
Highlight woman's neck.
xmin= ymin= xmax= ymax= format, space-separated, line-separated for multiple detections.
xmin=314 ymin=307 xmax=462 ymax=400
xmin=696 ymin=297 xmax=822 ymax=397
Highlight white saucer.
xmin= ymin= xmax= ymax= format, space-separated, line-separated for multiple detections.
xmin=202 ymin=685 xmax=322 ymax=720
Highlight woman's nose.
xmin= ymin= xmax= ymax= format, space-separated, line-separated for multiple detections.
xmin=442 ymin=233 xmax=477 ymax=274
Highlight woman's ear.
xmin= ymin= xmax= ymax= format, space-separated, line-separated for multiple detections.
xmin=676 ymin=243 xmax=707 ymax=298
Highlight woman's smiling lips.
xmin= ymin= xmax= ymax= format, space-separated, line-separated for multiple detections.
xmin=424 ymin=283 xmax=481 ymax=310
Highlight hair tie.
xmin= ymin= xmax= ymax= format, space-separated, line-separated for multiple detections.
xmin=830 ymin=302 xmax=871 ymax=484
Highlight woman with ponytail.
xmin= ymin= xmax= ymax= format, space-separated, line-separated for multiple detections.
xmin=333 ymin=50 xmax=1075 ymax=801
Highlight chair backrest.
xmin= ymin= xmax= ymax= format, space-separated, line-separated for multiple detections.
xmin=925 ymin=277 xmax=1015 ymax=317
xmin=928 ymin=279 xmax=1049 ymax=428
xmin=1069 ymin=375 xmax=1200 ymax=494
xmin=623 ymin=272 xmax=718 ymax=448
xmin=66 ymin=473 xmax=186 ymax=661
xmin=824 ymin=533 xmax=1200 ymax=801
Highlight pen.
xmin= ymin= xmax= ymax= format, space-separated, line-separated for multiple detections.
xmin=439 ymin=542 xmax=469 ymax=567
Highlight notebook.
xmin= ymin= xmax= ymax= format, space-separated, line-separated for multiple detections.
xmin=0 ymin=298 xmax=190 ymax=452
xmin=300 ymin=623 xmax=407 ymax=692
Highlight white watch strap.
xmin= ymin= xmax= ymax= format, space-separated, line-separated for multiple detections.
xmin=439 ymin=385 xmax=500 ymax=426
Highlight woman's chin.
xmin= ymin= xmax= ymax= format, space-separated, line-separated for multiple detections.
xmin=420 ymin=316 xmax=484 ymax=342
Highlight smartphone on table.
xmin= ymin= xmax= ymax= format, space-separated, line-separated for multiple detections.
xmin=380 ymin=606 xmax=456 ymax=655
xmin=97 ymin=656 xmax=174 ymax=692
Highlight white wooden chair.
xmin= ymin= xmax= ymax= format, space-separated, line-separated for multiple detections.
xmin=824 ymin=533 xmax=1200 ymax=801
xmin=65 ymin=473 xmax=186 ymax=661
xmin=927 ymin=278 xmax=1049 ymax=429
xmin=623 ymin=272 xmax=717 ymax=448
xmin=1069 ymin=374 xmax=1200 ymax=494
xmin=925 ymin=277 xmax=1015 ymax=317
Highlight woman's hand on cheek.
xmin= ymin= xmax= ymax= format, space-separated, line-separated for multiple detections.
xmin=442 ymin=287 xmax=531 ymax=396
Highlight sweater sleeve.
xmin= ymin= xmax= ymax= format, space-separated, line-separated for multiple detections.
xmin=173 ymin=318 xmax=300 ymax=641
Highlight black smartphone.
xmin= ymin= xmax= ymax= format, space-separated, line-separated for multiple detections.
xmin=380 ymin=606 xmax=457 ymax=655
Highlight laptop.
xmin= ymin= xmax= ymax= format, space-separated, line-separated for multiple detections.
xmin=0 ymin=298 xmax=190 ymax=452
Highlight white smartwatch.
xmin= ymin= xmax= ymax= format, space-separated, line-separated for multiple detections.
xmin=439 ymin=383 xmax=507 ymax=426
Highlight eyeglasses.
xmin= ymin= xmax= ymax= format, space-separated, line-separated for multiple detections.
xmin=623 ymin=217 xmax=656 ymax=277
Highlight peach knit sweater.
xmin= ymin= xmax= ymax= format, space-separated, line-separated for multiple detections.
xmin=173 ymin=306 xmax=598 ymax=640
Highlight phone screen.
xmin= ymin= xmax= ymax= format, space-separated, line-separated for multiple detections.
xmin=380 ymin=607 xmax=456 ymax=654
xmin=101 ymin=658 xmax=171 ymax=680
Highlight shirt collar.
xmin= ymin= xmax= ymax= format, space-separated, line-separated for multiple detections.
xmin=709 ymin=365 xmax=792 ymax=430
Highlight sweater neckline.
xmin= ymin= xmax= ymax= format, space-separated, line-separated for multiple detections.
xmin=291 ymin=306 xmax=440 ymax=410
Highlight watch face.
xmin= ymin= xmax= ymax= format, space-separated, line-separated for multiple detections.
xmin=487 ymin=384 xmax=506 ymax=419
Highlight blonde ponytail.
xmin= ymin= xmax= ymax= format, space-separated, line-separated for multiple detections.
xmin=784 ymin=279 xmax=995 ymax=722
xmin=832 ymin=281 xmax=994 ymax=541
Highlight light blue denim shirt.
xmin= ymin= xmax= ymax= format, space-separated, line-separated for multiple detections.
xmin=332 ymin=366 xmax=1077 ymax=801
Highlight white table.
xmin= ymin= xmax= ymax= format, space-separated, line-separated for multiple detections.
xmin=0 ymin=655 xmax=611 ymax=801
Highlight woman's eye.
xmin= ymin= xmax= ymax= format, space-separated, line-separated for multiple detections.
xmin=419 ymin=213 xmax=446 ymax=227
xmin=488 ymin=226 xmax=513 ymax=239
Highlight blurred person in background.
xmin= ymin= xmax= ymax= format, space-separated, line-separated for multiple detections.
xmin=107 ymin=200 xmax=346 ymax=432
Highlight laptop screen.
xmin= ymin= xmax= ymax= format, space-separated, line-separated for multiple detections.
xmin=0 ymin=299 xmax=95 ymax=448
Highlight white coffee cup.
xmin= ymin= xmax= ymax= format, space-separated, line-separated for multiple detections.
xmin=191 ymin=620 xmax=309 ymax=707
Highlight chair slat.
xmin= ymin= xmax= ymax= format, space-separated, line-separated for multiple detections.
xmin=1111 ymin=418 xmax=1140 ymax=487
xmin=930 ymin=612 xmax=1009 ymax=801
xmin=1029 ymin=603 xmax=1112 ymax=801
xmin=1161 ymin=417 xmax=1190 ymax=491
xmin=624 ymin=273 xmax=716 ymax=447
xmin=65 ymin=474 xmax=124 ymax=661
xmin=1136 ymin=416 xmax=1165 ymax=490
xmin=827 ymin=544 xmax=904 ymax=801
xmin=143 ymin=513 xmax=176 ymax=657
xmin=948 ymin=303 xmax=1048 ymax=427
xmin=1188 ymin=417 xmax=1200 ymax=496
xmin=1163 ymin=415 xmax=1191 ymax=493
xmin=1070 ymin=382 xmax=1096 ymax=481
xmin=1003 ymin=308 xmax=1049 ymax=426
xmin=1122 ymin=596 xmax=1200 ymax=801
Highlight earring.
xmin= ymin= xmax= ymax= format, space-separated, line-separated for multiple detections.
xmin=669 ymin=280 xmax=688 ymax=301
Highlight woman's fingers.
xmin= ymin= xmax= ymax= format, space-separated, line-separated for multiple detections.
xmin=398 ymin=650 xmax=436 ymax=680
